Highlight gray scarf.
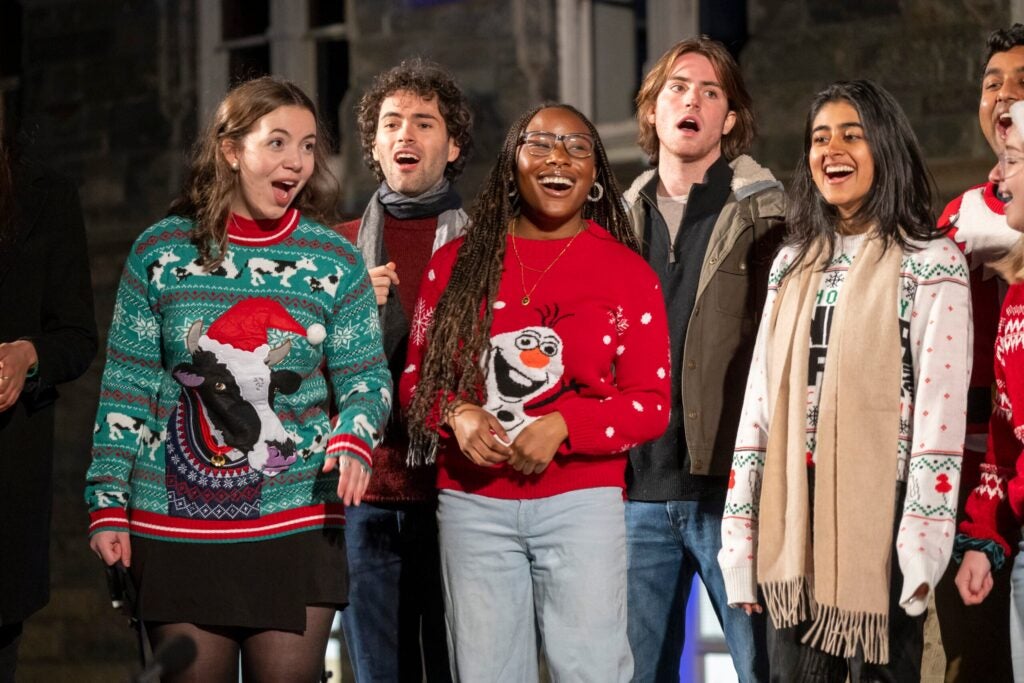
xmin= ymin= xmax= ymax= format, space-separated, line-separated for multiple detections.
xmin=355 ymin=179 xmax=469 ymax=396
xmin=355 ymin=179 xmax=468 ymax=271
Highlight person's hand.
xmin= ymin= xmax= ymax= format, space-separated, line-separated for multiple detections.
xmin=323 ymin=456 xmax=371 ymax=506
xmin=0 ymin=340 xmax=38 ymax=412
xmin=732 ymin=602 xmax=763 ymax=615
xmin=90 ymin=530 xmax=132 ymax=567
xmin=368 ymin=262 xmax=399 ymax=306
xmin=448 ymin=404 xmax=511 ymax=467
xmin=955 ymin=550 xmax=994 ymax=605
xmin=508 ymin=412 xmax=568 ymax=475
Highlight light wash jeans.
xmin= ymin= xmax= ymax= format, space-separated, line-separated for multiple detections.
xmin=437 ymin=487 xmax=633 ymax=682
xmin=625 ymin=498 xmax=768 ymax=683
xmin=1013 ymin=537 xmax=1024 ymax=683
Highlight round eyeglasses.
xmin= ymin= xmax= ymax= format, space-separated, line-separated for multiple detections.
xmin=519 ymin=131 xmax=595 ymax=159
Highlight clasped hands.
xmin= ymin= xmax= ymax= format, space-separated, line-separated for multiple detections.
xmin=0 ymin=339 xmax=38 ymax=412
xmin=447 ymin=403 xmax=567 ymax=475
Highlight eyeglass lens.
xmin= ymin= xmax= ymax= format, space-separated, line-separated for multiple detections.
xmin=522 ymin=132 xmax=594 ymax=158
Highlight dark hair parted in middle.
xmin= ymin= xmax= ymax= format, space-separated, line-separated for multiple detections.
xmin=785 ymin=79 xmax=942 ymax=272
xmin=635 ymin=36 xmax=755 ymax=164
xmin=355 ymin=57 xmax=474 ymax=183
xmin=405 ymin=103 xmax=636 ymax=441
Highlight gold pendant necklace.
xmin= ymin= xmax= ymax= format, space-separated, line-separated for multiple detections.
xmin=510 ymin=217 xmax=586 ymax=306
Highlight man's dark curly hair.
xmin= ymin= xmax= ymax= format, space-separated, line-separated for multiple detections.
xmin=985 ymin=23 xmax=1024 ymax=66
xmin=356 ymin=57 xmax=474 ymax=183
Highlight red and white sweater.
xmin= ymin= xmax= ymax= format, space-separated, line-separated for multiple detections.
xmin=398 ymin=221 xmax=671 ymax=499
xmin=940 ymin=183 xmax=1017 ymax=478
xmin=719 ymin=235 xmax=972 ymax=612
xmin=960 ymin=283 xmax=1024 ymax=561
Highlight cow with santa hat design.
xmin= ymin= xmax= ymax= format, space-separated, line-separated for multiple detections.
xmin=165 ymin=298 xmax=327 ymax=520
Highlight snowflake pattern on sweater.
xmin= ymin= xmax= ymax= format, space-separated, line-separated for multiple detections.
xmin=719 ymin=235 xmax=972 ymax=611
xmin=86 ymin=211 xmax=391 ymax=542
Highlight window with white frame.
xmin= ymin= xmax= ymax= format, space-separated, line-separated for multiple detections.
xmin=557 ymin=0 xmax=748 ymax=166
xmin=197 ymin=0 xmax=352 ymax=155
xmin=557 ymin=0 xmax=698 ymax=163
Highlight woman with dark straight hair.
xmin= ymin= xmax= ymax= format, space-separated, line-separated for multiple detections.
xmin=85 ymin=77 xmax=391 ymax=682
xmin=401 ymin=103 xmax=670 ymax=681
xmin=718 ymin=80 xmax=972 ymax=681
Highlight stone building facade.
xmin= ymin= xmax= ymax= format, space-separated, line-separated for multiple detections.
xmin=1 ymin=0 xmax=1015 ymax=679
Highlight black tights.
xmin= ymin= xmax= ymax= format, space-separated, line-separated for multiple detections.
xmin=147 ymin=605 xmax=336 ymax=683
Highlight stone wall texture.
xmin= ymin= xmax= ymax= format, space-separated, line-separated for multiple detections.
xmin=7 ymin=0 xmax=1014 ymax=679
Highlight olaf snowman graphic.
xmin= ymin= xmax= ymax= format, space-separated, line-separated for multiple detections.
xmin=483 ymin=307 xmax=571 ymax=440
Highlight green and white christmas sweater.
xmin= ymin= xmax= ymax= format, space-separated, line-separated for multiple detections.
xmin=86 ymin=209 xmax=391 ymax=543
xmin=719 ymin=233 xmax=972 ymax=613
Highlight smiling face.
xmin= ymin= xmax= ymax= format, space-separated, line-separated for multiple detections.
xmin=372 ymin=89 xmax=460 ymax=196
xmin=222 ymin=105 xmax=316 ymax=221
xmin=993 ymin=126 xmax=1024 ymax=230
xmin=808 ymin=99 xmax=875 ymax=225
xmin=980 ymin=46 xmax=1024 ymax=154
xmin=515 ymin=107 xmax=597 ymax=237
xmin=648 ymin=52 xmax=736 ymax=167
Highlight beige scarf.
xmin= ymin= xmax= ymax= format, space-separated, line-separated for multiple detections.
xmin=758 ymin=234 xmax=902 ymax=664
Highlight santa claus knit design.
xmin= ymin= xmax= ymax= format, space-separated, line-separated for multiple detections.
xmin=398 ymin=221 xmax=671 ymax=500
xmin=719 ymin=234 xmax=972 ymax=611
xmin=86 ymin=212 xmax=391 ymax=542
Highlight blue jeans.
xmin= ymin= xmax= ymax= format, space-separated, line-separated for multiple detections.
xmin=626 ymin=498 xmax=768 ymax=683
xmin=1012 ymin=538 xmax=1024 ymax=683
xmin=340 ymin=502 xmax=451 ymax=683
xmin=438 ymin=488 xmax=633 ymax=682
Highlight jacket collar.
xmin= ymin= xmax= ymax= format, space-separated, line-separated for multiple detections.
xmin=624 ymin=153 xmax=782 ymax=207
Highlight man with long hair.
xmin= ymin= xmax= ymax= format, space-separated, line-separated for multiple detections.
xmin=622 ymin=36 xmax=784 ymax=682
xmin=335 ymin=57 xmax=472 ymax=683
xmin=936 ymin=24 xmax=1024 ymax=683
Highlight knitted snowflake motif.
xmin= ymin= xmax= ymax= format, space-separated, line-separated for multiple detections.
xmin=824 ymin=270 xmax=845 ymax=288
xmin=410 ymin=300 xmax=434 ymax=347
xmin=328 ymin=321 xmax=361 ymax=351
xmin=127 ymin=310 xmax=160 ymax=342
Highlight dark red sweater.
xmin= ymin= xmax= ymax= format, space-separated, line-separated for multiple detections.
xmin=400 ymin=221 xmax=671 ymax=499
xmin=337 ymin=213 xmax=439 ymax=503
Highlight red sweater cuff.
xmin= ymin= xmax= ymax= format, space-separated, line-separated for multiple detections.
xmin=89 ymin=507 xmax=130 ymax=537
xmin=327 ymin=434 xmax=374 ymax=468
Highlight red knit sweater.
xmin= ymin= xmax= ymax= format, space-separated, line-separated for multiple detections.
xmin=336 ymin=214 xmax=439 ymax=503
xmin=960 ymin=283 xmax=1024 ymax=558
xmin=399 ymin=221 xmax=671 ymax=499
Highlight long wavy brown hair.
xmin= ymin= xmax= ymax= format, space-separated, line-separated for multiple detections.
xmin=168 ymin=77 xmax=341 ymax=268
xmin=406 ymin=103 xmax=636 ymax=452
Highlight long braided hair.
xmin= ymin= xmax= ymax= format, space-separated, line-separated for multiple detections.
xmin=406 ymin=103 xmax=636 ymax=458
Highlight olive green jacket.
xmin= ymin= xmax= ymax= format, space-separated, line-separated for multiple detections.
xmin=623 ymin=154 xmax=786 ymax=476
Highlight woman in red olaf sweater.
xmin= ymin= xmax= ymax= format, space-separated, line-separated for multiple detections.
xmin=401 ymin=104 xmax=670 ymax=681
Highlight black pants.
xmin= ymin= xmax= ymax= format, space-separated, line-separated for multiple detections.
xmin=767 ymin=476 xmax=924 ymax=682
xmin=0 ymin=622 xmax=23 ymax=683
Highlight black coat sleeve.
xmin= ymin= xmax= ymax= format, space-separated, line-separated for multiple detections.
xmin=20 ymin=175 xmax=98 ymax=402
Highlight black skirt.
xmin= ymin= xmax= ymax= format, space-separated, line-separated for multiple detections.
xmin=128 ymin=529 xmax=348 ymax=632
